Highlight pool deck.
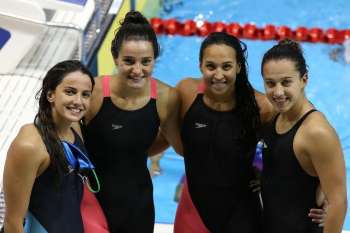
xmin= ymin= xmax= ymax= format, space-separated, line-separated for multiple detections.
xmin=154 ymin=224 xmax=350 ymax=233
xmin=154 ymin=223 xmax=173 ymax=233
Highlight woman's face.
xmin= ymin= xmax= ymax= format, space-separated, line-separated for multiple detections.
xmin=262 ymin=59 xmax=307 ymax=113
xmin=48 ymin=71 xmax=93 ymax=124
xmin=200 ymin=44 xmax=241 ymax=97
xmin=114 ymin=40 xmax=155 ymax=89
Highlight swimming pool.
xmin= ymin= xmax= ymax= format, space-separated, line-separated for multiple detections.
xmin=151 ymin=0 xmax=350 ymax=229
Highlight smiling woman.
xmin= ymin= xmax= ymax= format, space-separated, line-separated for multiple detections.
xmin=3 ymin=60 xmax=97 ymax=233
xmin=174 ymin=32 xmax=264 ymax=233
xmin=47 ymin=71 xmax=93 ymax=123
xmin=113 ymin=40 xmax=155 ymax=90
xmin=81 ymin=10 xmax=182 ymax=233
xmin=260 ymin=39 xmax=347 ymax=233
xmin=200 ymin=43 xmax=241 ymax=101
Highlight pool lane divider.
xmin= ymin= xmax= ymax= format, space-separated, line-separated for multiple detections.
xmin=150 ymin=18 xmax=349 ymax=44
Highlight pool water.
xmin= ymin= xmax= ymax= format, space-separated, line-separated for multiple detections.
xmin=151 ymin=0 xmax=350 ymax=228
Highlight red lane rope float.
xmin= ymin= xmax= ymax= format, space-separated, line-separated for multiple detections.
xmin=150 ymin=17 xmax=350 ymax=44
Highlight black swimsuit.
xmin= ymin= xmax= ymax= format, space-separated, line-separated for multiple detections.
xmin=83 ymin=76 xmax=160 ymax=233
xmin=25 ymin=129 xmax=86 ymax=233
xmin=181 ymin=86 xmax=262 ymax=233
xmin=261 ymin=109 xmax=322 ymax=233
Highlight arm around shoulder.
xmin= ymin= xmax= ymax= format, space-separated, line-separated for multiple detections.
xmin=254 ymin=90 xmax=275 ymax=124
xmin=159 ymin=87 xmax=183 ymax=155
xmin=175 ymin=78 xmax=200 ymax=118
xmin=175 ymin=78 xmax=198 ymax=101
xmin=84 ymin=76 xmax=104 ymax=124
xmin=148 ymin=130 xmax=170 ymax=156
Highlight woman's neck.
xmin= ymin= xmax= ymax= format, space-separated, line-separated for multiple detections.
xmin=203 ymin=90 xmax=235 ymax=111
xmin=56 ymin=123 xmax=72 ymax=138
xmin=279 ymin=97 xmax=313 ymax=123
xmin=110 ymin=75 xmax=149 ymax=99
xmin=52 ymin=115 xmax=73 ymax=141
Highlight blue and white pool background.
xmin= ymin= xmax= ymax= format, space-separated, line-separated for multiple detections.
xmin=150 ymin=0 xmax=350 ymax=229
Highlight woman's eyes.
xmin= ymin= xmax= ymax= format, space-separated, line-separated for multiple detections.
xmin=223 ymin=64 xmax=232 ymax=70
xmin=264 ymin=80 xmax=292 ymax=87
xmin=64 ymin=89 xmax=91 ymax=98
xmin=82 ymin=91 xmax=92 ymax=98
xmin=142 ymin=59 xmax=152 ymax=65
xmin=205 ymin=64 xmax=232 ymax=70
xmin=123 ymin=58 xmax=134 ymax=64
xmin=265 ymin=81 xmax=275 ymax=87
xmin=206 ymin=64 xmax=215 ymax=70
xmin=123 ymin=59 xmax=153 ymax=66
xmin=65 ymin=89 xmax=76 ymax=95
xmin=282 ymin=80 xmax=291 ymax=86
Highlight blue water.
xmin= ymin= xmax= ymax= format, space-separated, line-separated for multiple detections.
xmin=151 ymin=0 xmax=350 ymax=228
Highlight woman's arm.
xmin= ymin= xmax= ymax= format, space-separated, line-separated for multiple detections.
xmin=148 ymin=130 xmax=170 ymax=156
xmin=305 ymin=119 xmax=347 ymax=233
xmin=83 ymin=76 xmax=104 ymax=124
xmin=254 ymin=90 xmax=275 ymax=125
xmin=150 ymin=78 xmax=199 ymax=157
xmin=3 ymin=128 xmax=46 ymax=233
xmin=158 ymin=87 xmax=183 ymax=156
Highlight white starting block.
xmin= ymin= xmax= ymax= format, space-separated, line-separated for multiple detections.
xmin=0 ymin=0 xmax=46 ymax=73
xmin=31 ymin=0 xmax=88 ymax=12
xmin=0 ymin=0 xmax=95 ymax=74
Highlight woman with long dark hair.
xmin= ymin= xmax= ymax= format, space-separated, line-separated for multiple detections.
xmin=173 ymin=32 xmax=326 ymax=233
xmin=174 ymin=32 xmax=267 ymax=233
xmin=3 ymin=60 xmax=99 ymax=233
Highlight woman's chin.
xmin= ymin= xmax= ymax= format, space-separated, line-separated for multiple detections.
xmin=127 ymin=78 xmax=146 ymax=89
xmin=209 ymin=85 xmax=230 ymax=95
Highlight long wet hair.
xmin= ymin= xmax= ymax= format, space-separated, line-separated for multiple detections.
xmin=34 ymin=60 xmax=94 ymax=176
xmin=111 ymin=10 xmax=160 ymax=59
xmin=199 ymin=32 xmax=261 ymax=150
xmin=261 ymin=39 xmax=308 ymax=77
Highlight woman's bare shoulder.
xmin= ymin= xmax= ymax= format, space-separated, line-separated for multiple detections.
xmin=15 ymin=124 xmax=42 ymax=146
xmin=254 ymin=90 xmax=275 ymax=124
xmin=6 ymin=124 xmax=48 ymax=166
xmin=176 ymin=78 xmax=200 ymax=91
xmin=153 ymin=78 xmax=179 ymax=117
xmin=92 ymin=76 xmax=104 ymax=95
xmin=154 ymin=78 xmax=173 ymax=96
xmin=302 ymin=111 xmax=336 ymax=136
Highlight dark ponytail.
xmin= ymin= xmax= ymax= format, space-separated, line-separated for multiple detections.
xmin=261 ymin=39 xmax=308 ymax=77
xmin=111 ymin=10 xmax=160 ymax=59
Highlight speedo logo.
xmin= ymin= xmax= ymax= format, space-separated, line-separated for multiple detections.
xmin=195 ymin=122 xmax=207 ymax=129
xmin=112 ymin=124 xmax=123 ymax=130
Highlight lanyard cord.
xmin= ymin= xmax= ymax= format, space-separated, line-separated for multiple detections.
xmin=62 ymin=140 xmax=101 ymax=193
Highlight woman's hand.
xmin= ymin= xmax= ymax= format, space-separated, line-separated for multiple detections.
xmin=308 ymin=199 xmax=328 ymax=227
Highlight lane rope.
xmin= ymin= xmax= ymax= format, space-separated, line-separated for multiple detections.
xmin=150 ymin=18 xmax=350 ymax=44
